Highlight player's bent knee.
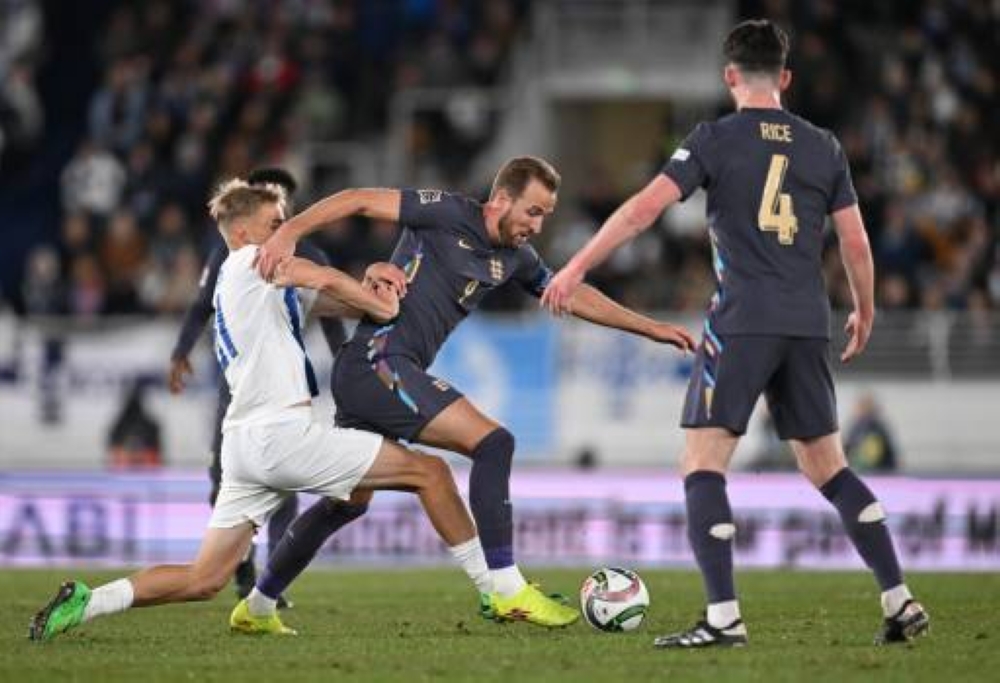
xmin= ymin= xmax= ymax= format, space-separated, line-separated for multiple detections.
xmin=484 ymin=427 xmax=515 ymax=456
xmin=420 ymin=454 xmax=453 ymax=487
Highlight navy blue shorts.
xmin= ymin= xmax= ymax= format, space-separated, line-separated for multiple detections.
xmin=681 ymin=331 xmax=838 ymax=440
xmin=331 ymin=341 xmax=464 ymax=441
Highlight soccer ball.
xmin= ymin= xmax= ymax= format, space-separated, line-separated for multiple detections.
xmin=580 ymin=567 xmax=650 ymax=632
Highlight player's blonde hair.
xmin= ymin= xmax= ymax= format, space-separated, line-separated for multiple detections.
xmin=208 ymin=178 xmax=287 ymax=229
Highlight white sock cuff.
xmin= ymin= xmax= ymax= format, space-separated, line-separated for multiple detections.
xmin=448 ymin=537 xmax=492 ymax=594
xmin=247 ymin=587 xmax=278 ymax=616
xmin=706 ymin=600 xmax=741 ymax=628
xmin=117 ymin=578 xmax=135 ymax=605
xmin=448 ymin=537 xmax=483 ymax=558
xmin=881 ymin=584 xmax=913 ymax=617
xmin=82 ymin=578 xmax=134 ymax=622
xmin=491 ymin=565 xmax=527 ymax=598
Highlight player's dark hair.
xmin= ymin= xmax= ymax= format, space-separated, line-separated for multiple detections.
xmin=247 ymin=167 xmax=298 ymax=196
xmin=723 ymin=19 xmax=789 ymax=75
xmin=491 ymin=156 xmax=561 ymax=199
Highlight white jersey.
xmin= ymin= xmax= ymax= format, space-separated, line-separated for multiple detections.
xmin=213 ymin=245 xmax=318 ymax=430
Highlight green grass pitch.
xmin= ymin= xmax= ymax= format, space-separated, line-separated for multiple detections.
xmin=2 ymin=568 xmax=996 ymax=682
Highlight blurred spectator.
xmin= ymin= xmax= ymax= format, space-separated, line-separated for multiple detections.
xmin=0 ymin=0 xmax=43 ymax=168
xmin=122 ymin=141 xmax=169 ymax=224
xmin=22 ymin=246 xmax=65 ymax=317
xmin=879 ymin=274 xmax=915 ymax=311
xmin=107 ymin=380 xmax=163 ymax=469
xmin=574 ymin=446 xmax=599 ymax=470
xmin=88 ymin=57 xmax=150 ymax=155
xmin=293 ymin=68 xmax=346 ymax=141
xmin=67 ymin=253 xmax=107 ymax=318
xmin=877 ymin=200 xmax=930 ymax=288
xmin=140 ymin=203 xmax=198 ymax=313
xmin=100 ymin=209 xmax=147 ymax=314
xmin=61 ymin=140 xmax=127 ymax=219
xmin=58 ymin=212 xmax=96 ymax=273
xmin=147 ymin=202 xmax=193 ymax=273
xmin=844 ymin=393 xmax=900 ymax=472
xmin=0 ymin=0 xmax=42 ymax=71
xmin=21 ymin=245 xmax=66 ymax=424
xmin=154 ymin=244 xmax=201 ymax=314
xmin=0 ymin=60 xmax=44 ymax=171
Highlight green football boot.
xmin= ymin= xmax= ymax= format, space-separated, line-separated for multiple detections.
xmin=28 ymin=581 xmax=91 ymax=642
xmin=479 ymin=592 xmax=497 ymax=620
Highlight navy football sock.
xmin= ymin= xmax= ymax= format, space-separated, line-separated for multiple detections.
xmin=468 ymin=428 xmax=516 ymax=569
xmin=257 ymin=499 xmax=368 ymax=599
xmin=820 ymin=468 xmax=903 ymax=590
xmin=685 ymin=471 xmax=737 ymax=603
xmin=267 ymin=494 xmax=300 ymax=560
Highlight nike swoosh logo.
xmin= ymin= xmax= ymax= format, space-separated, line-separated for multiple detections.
xmin=457 ymin=238 xmax=474 ymax=250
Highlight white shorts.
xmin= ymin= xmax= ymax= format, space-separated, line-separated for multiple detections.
xmin=209 ymin=407 xmax=382 ymax=529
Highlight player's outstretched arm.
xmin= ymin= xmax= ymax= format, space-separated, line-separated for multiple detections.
xmin=566 ymin=283 xmax=696 ymax=352
xmin=312 ymin=262 xmax=407 ymax=320
xmin=274 ymin=256 xmax=399 ymax=323
xmin=833 ymin=204 xmax=875 ymax=363
xmin=256 ymin=189 xmax=403 ymax=280
xmin=167 ymin=246 xmax=226 ymax=393
xmin=542 ymin=175 xmax=681 ymax=315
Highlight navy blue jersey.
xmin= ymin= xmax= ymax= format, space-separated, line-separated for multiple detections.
xmin=662 ymin=108 xmax=857 ymax=338
xmin=350 ymin=189 xmax=553 ymax=367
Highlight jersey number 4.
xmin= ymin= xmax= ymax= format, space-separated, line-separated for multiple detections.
xmin=757 ymin=154 xmax=798 ymax=245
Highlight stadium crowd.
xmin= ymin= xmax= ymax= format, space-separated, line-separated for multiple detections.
xmin=578 ymin=0 xmax=999 ymax=313
xmin=15 ymin=0 xmax=1000 ymax=319
xmin=21 ymin=0 xmax=526 ymax=318
xmin=0 ymin=0 xmax=44 ymax=175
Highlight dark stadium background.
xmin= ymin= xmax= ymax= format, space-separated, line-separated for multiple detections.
xmin=0 ymin=0 xmax=997 ymax=584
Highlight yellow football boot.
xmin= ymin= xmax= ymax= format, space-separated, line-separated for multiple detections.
xmin=229 ymin=599 xmax=297 ymax=635
xmin=491 ymin=584 xmax=580 ymax=628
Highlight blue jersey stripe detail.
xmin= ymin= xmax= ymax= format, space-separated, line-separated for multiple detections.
xmin=702 ymin=368 xmax=716 ymax=388
xmin=283 ymin=288 xmax=319 ymax=397
xmin=213 ymin=294 xmax=239 ymax=360
xmin=713 ymin=251 xmax=726 ymax=278
xmin=214 ymin=343 xmax=230 ymax=371
xmin=704 ymin=319 xmax=724 ymax=352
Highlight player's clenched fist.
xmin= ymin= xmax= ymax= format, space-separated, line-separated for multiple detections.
xmin=255 ymin=226 xmax=297 ymax=280
xmin=363 ymin=262 xmax=408 ymax=297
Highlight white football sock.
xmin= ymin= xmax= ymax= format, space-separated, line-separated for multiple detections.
xmin=448 ymin=538 xmax=493 ymax=594
xmin=881 ymin=584 xmax=913 ymax=617
xmin=82 ymin=578 xmax=134 ymax=622
xmin=706 ymin=600 xmax=741 ymax=629
xmin=491 ymin=565 xmax=527 ymax=598
xmin=247 ymin=587 xmax=278 ymax=617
